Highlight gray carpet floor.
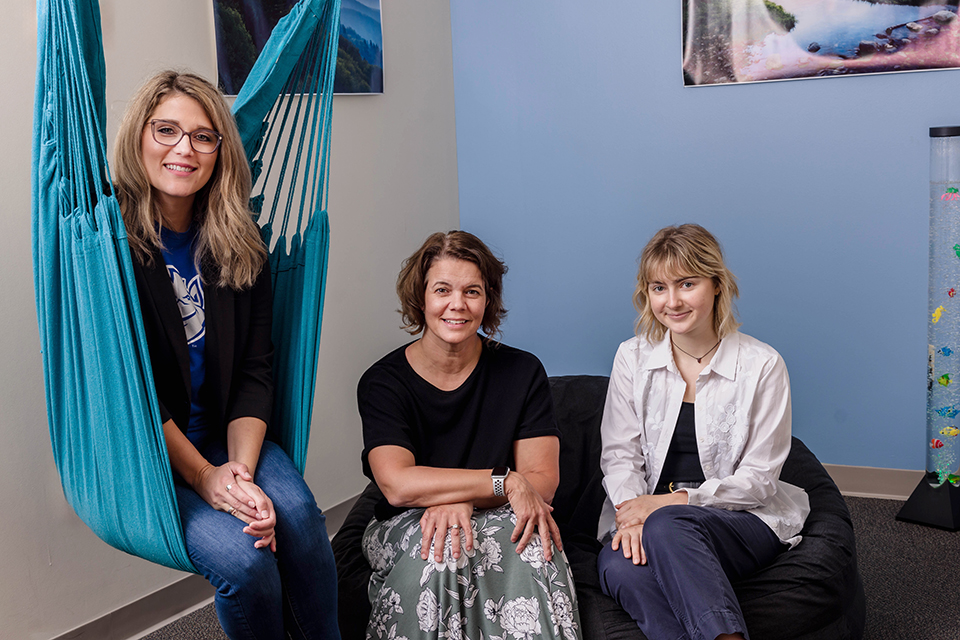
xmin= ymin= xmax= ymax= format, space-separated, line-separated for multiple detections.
xmin=142 ymin=496 xmax=960 ymax=640
xmin=846 ymin=496 xmax=960 ymax=640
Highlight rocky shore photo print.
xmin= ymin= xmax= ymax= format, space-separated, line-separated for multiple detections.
xmin=683 ymin=0 xmax=960 ymax=86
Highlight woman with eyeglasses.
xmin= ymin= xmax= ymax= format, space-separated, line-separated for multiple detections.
xmin=114 ymin=70 xmax=340 ymax=640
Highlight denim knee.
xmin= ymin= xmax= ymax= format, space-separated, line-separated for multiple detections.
xmin=273 ymin=492 xmax=328 ymax=553
xmin=276 ymin=486 xmax=320 ymax=524
xmin=256 ymin=444 xmax=322 ymax=518
xmin=201 ymin=547 xmax=283 ymax=640
xmin=216 ymin=544 xmax=281 ymax=597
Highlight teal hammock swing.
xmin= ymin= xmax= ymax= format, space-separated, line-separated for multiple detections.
xmin=32 ymin=0 xmax=341 ymax=572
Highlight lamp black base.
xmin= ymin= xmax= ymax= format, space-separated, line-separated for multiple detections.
xmin=895 ymin=474 xmax=960 ymax=531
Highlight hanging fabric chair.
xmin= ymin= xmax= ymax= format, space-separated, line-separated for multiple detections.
xmin=32 ymin=0 xmax=340 ymax=572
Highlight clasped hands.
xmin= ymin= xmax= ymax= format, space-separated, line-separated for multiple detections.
xmin=612 ymin=492 xmax=688 ymax=565
xmin=196 ymin=461 xmax=278 ymax=551
xmin=418 ymin=472 xmax=562 ymax=564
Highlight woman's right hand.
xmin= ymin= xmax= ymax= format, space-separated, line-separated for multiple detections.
xmin=194 ymin=461 xmax=260 ymax=520
xmin=504 ymin=472 xmax=562 ymax=562
xmin=420 ymin=501 xmax=474 ymax=562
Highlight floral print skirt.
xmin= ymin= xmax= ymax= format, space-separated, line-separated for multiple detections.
xmin=362 ymin=504 xmax=582 ymax=640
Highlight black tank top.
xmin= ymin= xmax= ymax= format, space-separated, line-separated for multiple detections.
xmin=659 ymin=402 xmax=706 ymax=484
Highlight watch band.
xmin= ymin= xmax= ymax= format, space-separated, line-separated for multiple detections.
xmin=492 ymin=466 xmax=510 ymax=497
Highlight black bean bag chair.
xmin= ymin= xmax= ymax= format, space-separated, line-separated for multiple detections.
xmin=332 ymin=375 xmax=866 ymax=640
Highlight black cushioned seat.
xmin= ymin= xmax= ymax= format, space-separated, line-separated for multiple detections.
xmin=332 ymin=375 xmax=866 ymax=640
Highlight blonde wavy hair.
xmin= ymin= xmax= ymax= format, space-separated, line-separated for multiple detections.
xmin=633 ymin=224 xmax=740 ymax=342
xmin=114 ymin=70 xmax=265 ymax=290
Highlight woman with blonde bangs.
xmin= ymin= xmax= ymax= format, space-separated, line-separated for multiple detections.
xmin=115 ymin=70 xmax=339 ymax=639
xmin=597 ymin=224 xmax=809 ymax=640
xmin=631 ymin=228 xmax=741 ymax=345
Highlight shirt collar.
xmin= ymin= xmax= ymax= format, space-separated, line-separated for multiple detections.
xmin=643 ymin=330 xmax=740 ymax=380
xmin=709 ymin=332 xmax=740 ymax=381
xmin=645 ymin=334 xmax=675 ymax=371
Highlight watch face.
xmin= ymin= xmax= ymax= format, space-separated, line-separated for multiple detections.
xmin=492 ymin=466 xmax=509 ymax=478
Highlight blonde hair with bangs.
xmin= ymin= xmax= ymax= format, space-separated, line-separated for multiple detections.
xmin=633 ymin=224 xmax=740 ymax=342
xmin=114 ymin=70 xmax=265 ymax=290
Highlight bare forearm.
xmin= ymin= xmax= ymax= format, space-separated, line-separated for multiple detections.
xmin=162 ymin=419 xmax=212 ymax=490
xmin=370 ymin=442 xmax=558 ymax=510
xmin=382 ymin=467 xmax=555 ymax=511
xmin=518 ymin=469 xmax=557 ymax=504
xmin=227 ymin=417 xmax=267 ymax=477
xmin=377 ymin=466 xmax=503 ymax=508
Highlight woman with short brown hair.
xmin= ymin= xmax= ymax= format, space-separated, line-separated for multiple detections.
xmin=358 ymin=230 xmax=581 ymax=640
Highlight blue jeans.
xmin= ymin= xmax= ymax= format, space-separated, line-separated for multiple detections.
xmin=175 ymin=440 xmax=340 ymax=640
xmin=598 ymin=505 xmax=784 ymax=640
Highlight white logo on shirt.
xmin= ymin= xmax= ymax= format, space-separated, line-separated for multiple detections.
xmin=167 ymin=266 xmax=205 ymax=345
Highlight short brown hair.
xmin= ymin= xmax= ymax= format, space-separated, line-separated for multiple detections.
xmin=633 ymin=224 xmax=740 ymax=342
xmin=397 ymin=231 xmax=507 ymax=337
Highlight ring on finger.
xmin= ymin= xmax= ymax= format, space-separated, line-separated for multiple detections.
xmin=450 ymin=523 xmax=459 ymax=532
xmin=226 ymin=483 xmax=233 ymax=491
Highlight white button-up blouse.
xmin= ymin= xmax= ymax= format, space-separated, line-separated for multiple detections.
xmin=598 ymin=331 xmax=810 ymax=547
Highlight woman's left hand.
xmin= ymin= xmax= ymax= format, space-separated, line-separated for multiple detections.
xmin=230 ymin=478 xmax=277 ymax=551
xmin=614 ymin=492 xmax=687 ymax=530
xmin=611 ymin=524 xmax=646 ymax=565
xmin=505 ymin=472 xmax=562 ymax=562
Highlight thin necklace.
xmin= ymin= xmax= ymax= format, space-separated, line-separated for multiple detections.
xmin=671 ymin=337 xmax=721 ymax=364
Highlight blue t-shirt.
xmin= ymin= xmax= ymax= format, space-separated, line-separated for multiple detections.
xmin=160 ymin=225 xmax=210 ymax=447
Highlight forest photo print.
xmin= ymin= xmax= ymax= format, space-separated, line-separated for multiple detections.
xmin=214 ymin=0 xmax=383 ymax=94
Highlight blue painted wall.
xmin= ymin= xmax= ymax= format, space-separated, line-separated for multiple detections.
xmin=449 ymin=1 xmax=960 ymax=470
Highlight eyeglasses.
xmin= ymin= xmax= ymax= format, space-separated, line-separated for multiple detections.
xmin=148 ymin=120 xmax=222 ymax=154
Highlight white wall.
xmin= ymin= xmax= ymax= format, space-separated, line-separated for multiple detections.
xmin=307 ymin=1 xmax=460 ymax=510
xmin=0 ymin=1 xmax=458 ymax=638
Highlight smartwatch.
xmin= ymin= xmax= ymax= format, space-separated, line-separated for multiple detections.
xmin=492 ymin=466 xmax=510 ymax=497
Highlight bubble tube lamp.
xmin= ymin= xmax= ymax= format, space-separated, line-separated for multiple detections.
xmin=897 ymin=126 xmax=960 ymax=530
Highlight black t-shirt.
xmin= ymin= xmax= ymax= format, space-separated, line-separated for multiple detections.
xmin=357 ymin=339 xmax=560 ymax=517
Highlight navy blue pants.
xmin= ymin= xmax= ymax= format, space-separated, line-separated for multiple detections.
xmin=597 ymin=505 xmax=784 ymax=640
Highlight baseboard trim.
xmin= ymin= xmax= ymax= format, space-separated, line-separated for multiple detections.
xmin=823 ymin=463 xmax=924 ymax=501
xmin=51 ymin=493 xmax=362 ymax=640
xmin=51 ymin=574 xmax=214 ymax=640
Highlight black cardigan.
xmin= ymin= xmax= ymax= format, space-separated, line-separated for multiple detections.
xmin=131 ymin=248 xmax=274 ymax=437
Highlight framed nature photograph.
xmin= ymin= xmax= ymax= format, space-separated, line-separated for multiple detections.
xmin=683 ymin=0 xmax=960 ymax=86
xmin=214 ymin=0 xmax=383 ymax=95
xmin=336 ymin=0 xmax=384 ymax=93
